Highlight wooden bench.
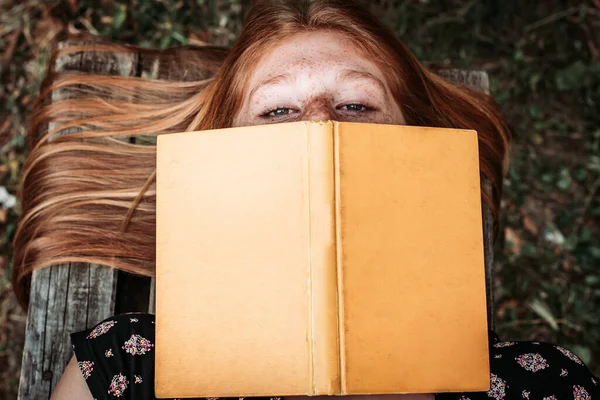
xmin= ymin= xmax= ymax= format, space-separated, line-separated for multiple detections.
xmin=17 ymin=39 xmax=496 ymax=400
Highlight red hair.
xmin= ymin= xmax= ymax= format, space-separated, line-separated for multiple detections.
xmin=12 ymin=0 xmax=511 ymax=307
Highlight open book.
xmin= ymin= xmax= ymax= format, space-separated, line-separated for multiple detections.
xmin=155 ymin=121 xmax=490 ymax=398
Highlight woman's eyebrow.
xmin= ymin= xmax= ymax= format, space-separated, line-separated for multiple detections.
xmin=249 ymin=73 xmax=294 ymax=98
xmin=248 ymin=69 xmax=385 ymax=101
xmin=336 ymin=69 xmax=386 ymax=92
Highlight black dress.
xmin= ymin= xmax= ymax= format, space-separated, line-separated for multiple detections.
xmin=71 ymin=313 xmax=599 ymax=400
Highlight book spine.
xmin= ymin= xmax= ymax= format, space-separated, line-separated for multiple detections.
xmin=306 ymin=121 xmax=341 ymax=395
xmin=332 ymin=122 xmax=346 ymax=394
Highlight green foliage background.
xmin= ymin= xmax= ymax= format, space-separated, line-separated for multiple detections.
xmin=0 ymin=0 xmax=599 ymax=397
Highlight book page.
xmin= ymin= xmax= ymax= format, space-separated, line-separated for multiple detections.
xmin=335 ymin=122 xmax=490 ymax=394
xmin=156 ymin=123 xmax=314 ymax=397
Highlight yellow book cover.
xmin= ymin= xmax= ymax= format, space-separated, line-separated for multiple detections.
xmin=155 ymin=121 xmax=490 ymax=398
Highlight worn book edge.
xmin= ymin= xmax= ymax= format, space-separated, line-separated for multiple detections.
xmin=333 ymin=121 xmax=347 ymax=394
xmin=307 ymin=121 xmax=342 ymax=395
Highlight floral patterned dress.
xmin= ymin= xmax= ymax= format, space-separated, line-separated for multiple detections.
xmin=71 ymin=313 xmax=599 ymax=400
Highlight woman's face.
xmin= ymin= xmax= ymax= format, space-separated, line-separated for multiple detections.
xmin=233 ymin=31 xmax=405 ymax=127
xmin=226 ymin=31 xmax=430 ymax=400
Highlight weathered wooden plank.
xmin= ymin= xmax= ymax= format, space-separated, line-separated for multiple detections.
xmin=130 ymin=49 xmax=162 ymax=316
xmin=437 ymin=68 xmax=491 ymax=95
xmin=18 ymin=266 xmax=51 ymax=400
xmin=39 ymin=264 xmax=70 ymax=396
xmin=18 ymin=41 xmax=138 ymax=399
xmin=438 ymin=69 xmax=495 ymax=330
xmin=87 ymin=263 xmax=119 ymax=320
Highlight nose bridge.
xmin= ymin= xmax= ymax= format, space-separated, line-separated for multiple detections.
xmin=302 ymin=97 xmax=334 ymax=121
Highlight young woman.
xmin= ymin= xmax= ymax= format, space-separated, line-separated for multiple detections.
xmin=12 ymin=0 xmax=598 ymax=399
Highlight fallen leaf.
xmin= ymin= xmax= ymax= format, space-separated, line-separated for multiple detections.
xmin=505 ymin=227 xmax=522 ymax=254
xmin=522 ymin=214 xmax=538 ymax=235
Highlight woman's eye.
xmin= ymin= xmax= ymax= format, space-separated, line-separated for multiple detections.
xmin=261 ymin=107 xmax=296 ymax=118
xmin=260 ymin=104 xmax=374 ymax=120
xmin=340 ymin=104 xmax=371 ymax=112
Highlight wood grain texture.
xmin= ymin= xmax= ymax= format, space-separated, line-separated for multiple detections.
xmin=437 ymin=68 xmax=491 ymax=94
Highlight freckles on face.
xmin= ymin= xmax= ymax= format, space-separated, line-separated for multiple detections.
xmin=232 ymin=31 xmax=405 ymax=127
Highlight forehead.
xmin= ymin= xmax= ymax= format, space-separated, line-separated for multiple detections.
xmin=247 ymin=31 xmax=385 ymax=87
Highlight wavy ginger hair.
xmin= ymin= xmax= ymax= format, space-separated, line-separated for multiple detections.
xmin=13 ymin=0 xmax=511 ymax=306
